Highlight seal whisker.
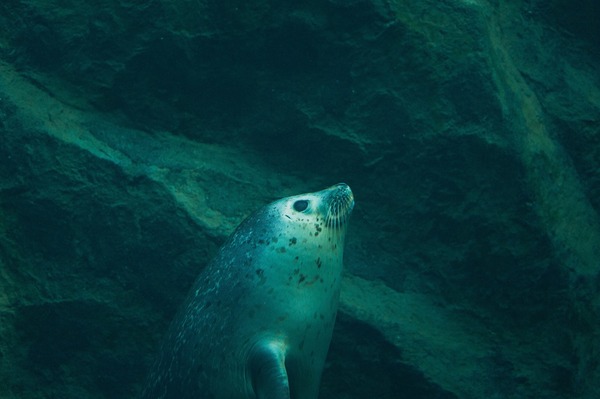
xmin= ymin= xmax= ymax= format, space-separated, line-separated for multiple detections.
xmin=325 ymin=188 xmax=353 ymax=235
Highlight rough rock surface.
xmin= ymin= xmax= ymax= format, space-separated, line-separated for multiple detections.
xmin=1 ymin=0 xmax=599 ymax=398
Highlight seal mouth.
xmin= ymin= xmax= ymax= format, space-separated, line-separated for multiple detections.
xmin=325 ymin=183 xmax=354 ymax=230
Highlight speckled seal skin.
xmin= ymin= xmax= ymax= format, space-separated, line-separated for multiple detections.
xmin=141 ymin=183 xmax=354 ymax=399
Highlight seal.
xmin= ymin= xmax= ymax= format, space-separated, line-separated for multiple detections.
xmin=141 ymin=183 xmax=354 ymax=399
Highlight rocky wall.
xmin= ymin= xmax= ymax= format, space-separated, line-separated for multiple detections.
xmin=1 ymin=0 xmax=599 ymax=398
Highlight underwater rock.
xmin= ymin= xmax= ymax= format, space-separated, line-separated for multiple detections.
xmin=1 ymin=0 xmax=599 ymax=398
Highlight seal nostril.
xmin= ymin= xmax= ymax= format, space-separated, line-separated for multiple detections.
xmin=293 ymin=200 xmax=309 ymax=212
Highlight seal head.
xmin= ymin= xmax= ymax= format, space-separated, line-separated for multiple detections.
xmin=142 ymin=183 xmax=354 ymax=399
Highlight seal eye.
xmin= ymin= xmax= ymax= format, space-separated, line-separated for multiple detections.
xmin=293 ymin=200 xmax=309 ymax=212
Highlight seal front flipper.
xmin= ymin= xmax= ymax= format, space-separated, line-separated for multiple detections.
xmin=249 ymin=340 xmax=291 ymax=399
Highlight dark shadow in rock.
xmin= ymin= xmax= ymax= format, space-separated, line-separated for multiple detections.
xmin=14 ymin=300 xmax=147 ymax=398
xmin=322 ymin=312 xmax=458 ymax=399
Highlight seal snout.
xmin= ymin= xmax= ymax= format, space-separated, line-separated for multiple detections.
xmin=324 ymin=183 xmax=354 ymax=230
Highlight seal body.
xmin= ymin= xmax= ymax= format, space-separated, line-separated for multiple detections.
xmin=142 ymin=183 xmax=354 ymax=399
